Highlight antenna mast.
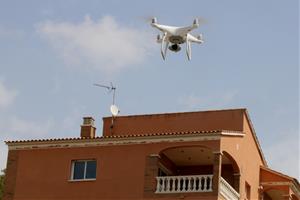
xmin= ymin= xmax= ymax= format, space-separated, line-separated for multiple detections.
xmin=94 ymin=82 xmax=120 ymax=132
xmin=94 ymin=82 xmax=116 ymax=105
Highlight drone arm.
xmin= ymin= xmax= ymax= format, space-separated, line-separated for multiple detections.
xmin=187 ymin=33 xmax=203 ymax=43
xmin=177 ymin=23 xmax=199 ymax=35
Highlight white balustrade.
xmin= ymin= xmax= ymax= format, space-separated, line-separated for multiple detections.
xmin=219 ymin=177 xmax=240 ymax=200
xmin=155 ymin=175 xmax=213 ymax=193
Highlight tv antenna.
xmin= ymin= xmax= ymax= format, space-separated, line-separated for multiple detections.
xmin=94 ymin=82 xmax=120 ymax=130
xmin=94 ymin=82 xmax=116 ymax=104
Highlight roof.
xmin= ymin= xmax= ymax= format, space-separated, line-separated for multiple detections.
xmin=5 ymin=130 xmax=235 ymax=144
xmin=260 ymin=166 xmax=299 ymax=185
xmin=6 ymin=108 xmax=267 ymax=166
xmin=103 ymin=108 xmax=247 ymax=136
xmin=260 ymin=166 xmax=300 ymax=197
xmin=103 ymin=108 xmax=248 ymax=119
xmin=102 ymin=108 xmax=267 ymax=166
xmin=243 ymin=109 xmax=267 ymax=166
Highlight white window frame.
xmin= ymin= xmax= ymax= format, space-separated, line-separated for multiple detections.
xmin=70 ymin=160 xmax=97 ymax=181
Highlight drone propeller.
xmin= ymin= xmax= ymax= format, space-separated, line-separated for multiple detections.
xmin=151 ymin=17 xmax=157 ymax=24
xmin=138 ymin=15 xmax=157 ymax=23
xmin=194 ymin=17 xmax=208 ymax=25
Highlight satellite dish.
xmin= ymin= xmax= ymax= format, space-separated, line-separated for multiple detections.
xmin=110 ymin=105 xmax=120 ymax=117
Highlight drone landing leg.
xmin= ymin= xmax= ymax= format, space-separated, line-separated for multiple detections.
xmin=161 ymin=33 xmax=168 ymax=60
xmin=186 ymin=40 xmax=192 ymax=61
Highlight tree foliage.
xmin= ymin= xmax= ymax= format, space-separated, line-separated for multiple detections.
xmin=0 ymin=169 xmax=5 ymax=200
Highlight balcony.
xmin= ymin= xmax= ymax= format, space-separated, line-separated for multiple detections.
xmin=156 ymin=174 xmax=213 ymax=193
xmin=144 ymin=146 xmax=241 ymax=199
xmin=220 ymin=177 xmax=240 ymax=200
xmin=155 ymin=175 xmax=239 ymax=200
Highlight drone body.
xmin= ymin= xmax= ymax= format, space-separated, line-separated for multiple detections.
xmin=150 ymin=18 xmax=203 ymax=60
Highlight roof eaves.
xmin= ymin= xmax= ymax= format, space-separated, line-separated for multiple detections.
xmin=260 ymin=166 xmax=294 ymax=181
xmin=261 ymin=166 xmax=300 ymax=197
xmin=5 ymin=130 xmax=227 ymax=145
xmin=244 ymin=109 xmax=268 ymax=166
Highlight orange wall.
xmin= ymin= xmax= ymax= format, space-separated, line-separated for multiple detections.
xmin=103 ymin=109 xmax=245 ymax=136
xmin=260 ymin=168 xmax=291 ymax=182
xmin=9 ymin=140 xmax=220 ymax=200
xmin=221 ymin=113 xmax=265 ymax=200
xmin=4 ymin=109 xmax=270 ymax=200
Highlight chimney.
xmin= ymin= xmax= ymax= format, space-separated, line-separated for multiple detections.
xmin=80 ymin=117 xmax=96 ymax=138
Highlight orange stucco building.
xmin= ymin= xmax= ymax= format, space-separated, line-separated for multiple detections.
xmin=3 ymin=108 xmax=300 ymax=200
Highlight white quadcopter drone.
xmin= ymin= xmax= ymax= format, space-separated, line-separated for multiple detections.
xmin=150 ymin=18 xmax=203 ymax=60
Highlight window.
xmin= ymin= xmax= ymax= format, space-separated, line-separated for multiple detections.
xmin=71 ymin=160 xmax=97 ymax=180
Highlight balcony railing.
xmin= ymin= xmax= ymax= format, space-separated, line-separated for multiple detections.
xmin=220 ymin=177 xmax=240 ymax=200
xmin=155 ymin=175 xmax=213 ymax=193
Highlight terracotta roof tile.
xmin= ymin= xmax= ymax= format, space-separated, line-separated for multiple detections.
xmin=5 ymin=130 xmax=233 ymax=144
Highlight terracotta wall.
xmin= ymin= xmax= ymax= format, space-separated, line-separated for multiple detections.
xmin=260 ymin=168 xmax=290 ymax=182
xmin=4 ymin=109 xmax=268 ymax=200
xmin=3 ymin=150 xmax=19 ymax=200
xmin=5 ymin=140 xmax=220 ymax=200
xmin=103 ymin=109 xmax=245 ymax=136
xmin=220 ymin=113 xmax=265 ymax=200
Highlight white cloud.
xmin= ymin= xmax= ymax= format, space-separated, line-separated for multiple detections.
xmin=178 ymin=91 xmax=238 ymax=110
xmin=264 ymin=130 xmax=299 ymax=179
xmin=178 ymin=94 xmax=203 ymax=110
xmin=0 ymin=116 xmax=53 ymax=170
xmin=37 ymin=15 xmax=153 ymax=73
xmin=0 ymin=81 xmax=18 ymax=109
xmin=0 ymin=26 xmax=24 ymax=39
xmin=0 ymin=116 xmax=52 ymax=140
xmin=8 ymin=117 xmax=52 ymax=138
xmin=0 ymin=144 xmax=8 ymax=170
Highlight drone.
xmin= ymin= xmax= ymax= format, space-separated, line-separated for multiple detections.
xmin=150 ymin=18 xmax=204 ymax=60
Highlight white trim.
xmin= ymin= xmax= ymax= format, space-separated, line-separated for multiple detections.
xmin=7 ymin=134 xmax=223 ymax=150
xmin=68 ymin=178 xmax=96 ymax=182
xmin=260 ymin=182 xmax=292 ymax=186
xmin=220 ymin=177 xmax=240 ymax=200
xmin=83 ymin=161 xmax=87 ymax=179
xmin=70 ymin=161 xmax=75 ymax=180
xmin=221 ymin=132 xmax=245 ymax=137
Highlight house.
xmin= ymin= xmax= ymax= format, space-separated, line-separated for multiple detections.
xmin=3 ymin=108 xmax=300 ymax=200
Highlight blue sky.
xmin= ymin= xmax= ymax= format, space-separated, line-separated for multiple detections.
xmin=0 ymin=0 xmax=299 ymax=178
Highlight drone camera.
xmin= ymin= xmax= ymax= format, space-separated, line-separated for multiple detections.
xmin=168 ymin=44 xmax=181 ymax=52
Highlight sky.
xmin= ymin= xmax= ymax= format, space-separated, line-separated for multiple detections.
xmin=0 ymin=0 xmax=299 ymax=179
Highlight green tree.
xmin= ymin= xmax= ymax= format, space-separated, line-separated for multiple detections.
xmin=0 ymin=169 xmax=5 ymax=200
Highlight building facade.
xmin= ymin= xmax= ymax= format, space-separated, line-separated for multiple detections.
xmin=3 ymin=108 xmax=300 ymax=200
